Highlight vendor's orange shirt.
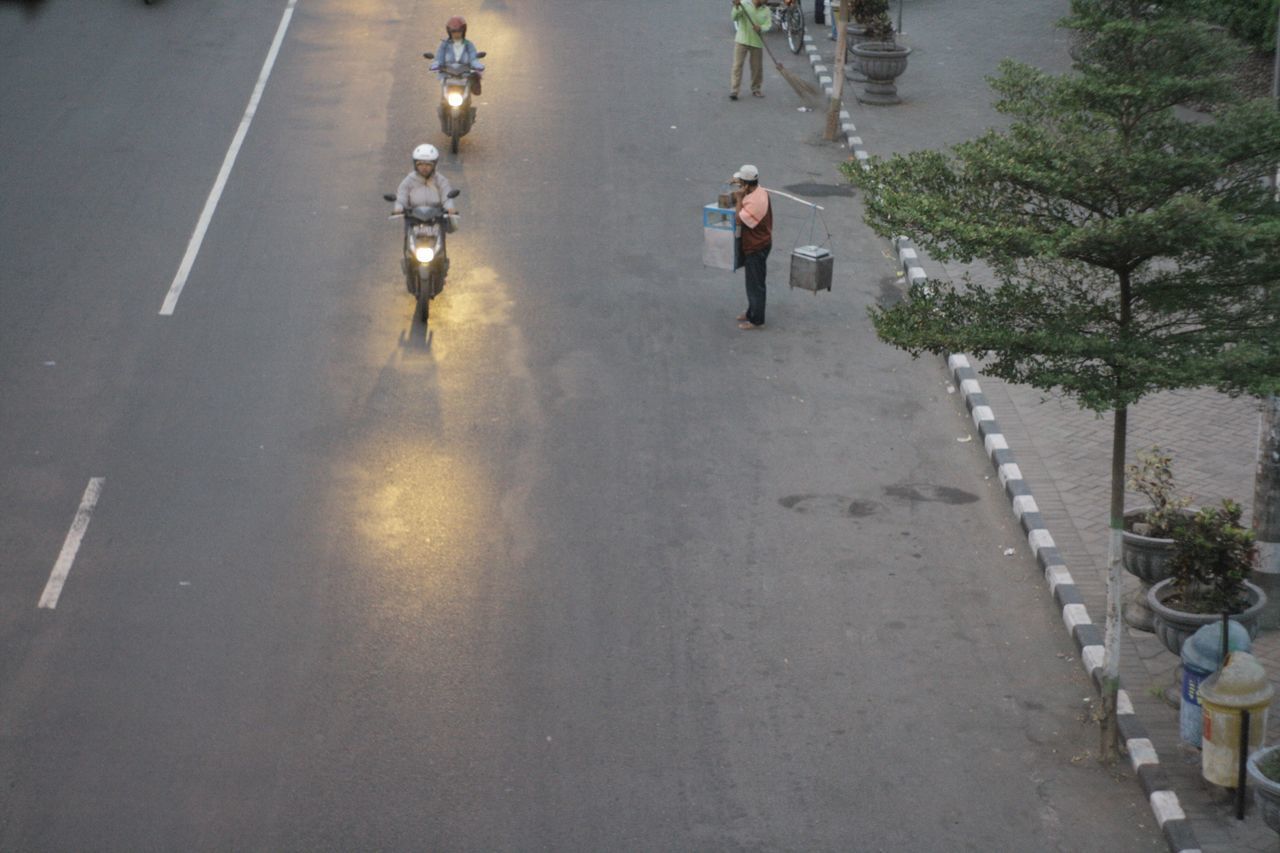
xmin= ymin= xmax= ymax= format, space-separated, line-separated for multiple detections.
xmin=737 ymin=186 xmax=769 ymax=229
xmin=737 ymin=186 xmax=772 ymax=255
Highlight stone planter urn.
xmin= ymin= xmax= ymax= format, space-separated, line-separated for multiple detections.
xmin=1122 ymin=507 xmax=1185 ymax=583
xmin=1248 ymin=745 xmax=1280 ymax=836
xmin=850 ymin=41 xmax=911 ymax=104
xmin=843 ymin=25 xmax=870 ymax=82
xmin=1147 ymin=578 xmax=1268 ymax=658
xmin=1121 ymin=506 xmax=1189 ymax=631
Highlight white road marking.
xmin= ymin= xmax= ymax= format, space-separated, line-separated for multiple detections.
xmin=159 ymin=0 xmax=299 ymax=316
xmin=37 ymin=477 xmax=105 ymax=609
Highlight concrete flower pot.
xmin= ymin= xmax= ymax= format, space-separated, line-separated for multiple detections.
xmin=1122 ymin=507 xmax=1183 ymax=584
xmin=1147 ymin=578 xmax=1267 ymax=657
xmin=850 ymin=41 xmax=911 ymax=104
xmin=1121 ymin=506 xmax=1192 ymax=631
xmin=1249 ymin=745 xmax=1280 ymax=836
xmin=843 ymin=25 xmax=870 ymax=82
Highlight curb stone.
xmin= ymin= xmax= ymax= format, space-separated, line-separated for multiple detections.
xmin=797 ymin=31 xmax=1205 ymax=853
xmin=801 ymin=34 xmax=870 ymax=164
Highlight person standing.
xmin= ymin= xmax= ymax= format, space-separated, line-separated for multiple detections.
xmin=729 ymin=0 xmax=771 ymax=100
xmin=732 ymin=164 xmax=771 ymax=329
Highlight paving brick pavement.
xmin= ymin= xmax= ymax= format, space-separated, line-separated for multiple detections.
xmin=799 ymin=0 xmax=1280 ymax=848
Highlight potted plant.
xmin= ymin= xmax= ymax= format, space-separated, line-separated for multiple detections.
xmin=1121 ymin=447 xmax=1193 ymax=630
xmin=1147 ymin=499 xmax=1267 ymax=656
xmin=850 ymin=0 xmax=892 ymax=39
xmin=1248 ymin=745 xmax=1280 ymax=837
xmin=848 ymin=0 xmax=910 ymax=103
xmin=842 ymin=0 xmax=874 ymax=82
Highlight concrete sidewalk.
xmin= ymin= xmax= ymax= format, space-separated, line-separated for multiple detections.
xmin=800 ymin=1 xmax=1275 ymax=850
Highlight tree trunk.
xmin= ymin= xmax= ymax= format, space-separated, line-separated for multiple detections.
xmin=1100 ymin=405 xmax=1127 ymax=762
xmin=1256 ymin=396 xmax=1280 ymax=575
xmin=823 ymin=0 xmax=850 ymax=141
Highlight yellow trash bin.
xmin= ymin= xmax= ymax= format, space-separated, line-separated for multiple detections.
xmin=1201 ymin=651 xmax=1273 ymax=787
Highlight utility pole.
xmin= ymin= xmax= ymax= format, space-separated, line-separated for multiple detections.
xmin=1258 ymin=3 xmax=1280 ymax=616
xmin=1258 ymin=399 xmax=1280 ymax=576
xmin=823 ymin=0 xmax=850 ymax=141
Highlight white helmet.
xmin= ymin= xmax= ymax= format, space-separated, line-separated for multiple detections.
xmin=412 ymin=143 xmax=440 ymax=164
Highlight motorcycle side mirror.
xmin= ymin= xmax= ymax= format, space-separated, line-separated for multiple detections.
xmin=382 ymin=193 xmax=396 ymax=202
xmin=423 ymin=52 xmax=434 ymax=59
xmin=446 ymin=189 xmax=461 ymax=199
xmin=475 ymin=51 xmax=486 ymax=58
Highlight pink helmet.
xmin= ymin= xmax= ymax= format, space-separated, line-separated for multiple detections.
xmin=446 ymin=16 xmax=467 ymax=37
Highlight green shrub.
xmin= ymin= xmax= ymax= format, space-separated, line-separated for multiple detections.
xmin=851 ymin=0 xmax=894 ymax=39
xmin=1125 ymin=446 xmax=1192 ymax=538
xmin=1169 ymin=500 xmax=1258 ymax=614
xmin=1166 ymin=0 xmax=1280 ymax=52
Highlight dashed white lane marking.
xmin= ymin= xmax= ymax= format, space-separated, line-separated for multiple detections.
xmin=159 ymin=0 xmax=299 ymax=316
xmin=37 ymin=477 xmax=105 ymax=609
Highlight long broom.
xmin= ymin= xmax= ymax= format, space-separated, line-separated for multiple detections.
xmin=754 ymin=16 xmax=820 ymax=102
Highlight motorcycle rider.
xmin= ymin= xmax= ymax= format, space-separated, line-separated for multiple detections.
xmin=394 ymin=143 xmax=456 ymax=223
xmin=393 ymin=144 xmax=457 ymax=289
xmin=430 ymin=15 xmax=484 ymax=95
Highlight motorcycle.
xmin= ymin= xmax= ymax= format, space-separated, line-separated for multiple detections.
xmin=384 ymin=189 xmax=461 ymax=325
xmin=422 ymin=50 xmax=486 ymax=154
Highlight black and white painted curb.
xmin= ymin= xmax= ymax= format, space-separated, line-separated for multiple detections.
xmin=801 ymin=34 xmax=870 ymax=163
xmin=797 ymin=29 xmax=1203 ymax=853
xmin=914 ymin=242 xmax=1201 ymax=853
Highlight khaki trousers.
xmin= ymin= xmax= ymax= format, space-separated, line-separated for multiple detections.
xmin=730 ymin=43 xmax=763 ymax=95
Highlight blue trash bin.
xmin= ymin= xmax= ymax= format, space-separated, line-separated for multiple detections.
xmin=1181 ymin=621 xmax=1251 ymax=746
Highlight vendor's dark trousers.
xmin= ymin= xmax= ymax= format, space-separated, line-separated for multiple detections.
xmin=743 ymin=245 xmax=770 ymax=326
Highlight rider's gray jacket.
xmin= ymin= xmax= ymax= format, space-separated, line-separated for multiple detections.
xmin=394 ymin=171 xmax=456 ymax=213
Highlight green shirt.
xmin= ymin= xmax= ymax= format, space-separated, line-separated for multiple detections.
xmin=732 ymin=1 xmax=772 ymax=48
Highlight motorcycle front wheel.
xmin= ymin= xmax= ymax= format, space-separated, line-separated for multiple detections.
xmin=416 ymin=285 xmax=430 ymax=323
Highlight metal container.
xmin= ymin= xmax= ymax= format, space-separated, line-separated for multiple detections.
xmin=703 ymin=204 xmax=738 ymax=271
xmin=789 ymin=245 xmax=833 ymax=292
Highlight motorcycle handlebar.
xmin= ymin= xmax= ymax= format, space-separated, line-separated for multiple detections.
xmin=388 ymin=211 xmax=461 ymax=222
xmin=383 ymin=192 xmax=461 ymax=221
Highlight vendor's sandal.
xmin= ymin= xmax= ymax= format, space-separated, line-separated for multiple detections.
xmin=738 ymin=321 xmax=763 ymax=330
xmin=736 ymin=313 xmax=749 ymax=322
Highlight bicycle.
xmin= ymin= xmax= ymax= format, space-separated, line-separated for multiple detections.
xmin=765 ymin=0 xmax=806 ymax=54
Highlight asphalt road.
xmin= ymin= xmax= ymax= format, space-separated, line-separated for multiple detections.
xmin=0 ymin=1 xmax=1164 ymax=850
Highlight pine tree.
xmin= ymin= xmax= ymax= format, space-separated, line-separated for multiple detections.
xmin=844 ymin=0 xmax=1280 ymax=758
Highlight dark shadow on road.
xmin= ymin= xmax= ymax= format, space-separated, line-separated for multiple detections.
xmin=397 ymin=325 xmax=433 ymax=353
xmin=0 ymin=0 xmax=47 ymax=18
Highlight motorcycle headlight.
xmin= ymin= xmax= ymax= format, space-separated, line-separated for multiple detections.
xmin=415 ymin=246 xmax=435 ymax=264
xmin=446 ymin=90 xmax=465 ymax=107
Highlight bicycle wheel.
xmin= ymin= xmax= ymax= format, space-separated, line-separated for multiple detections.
xmin=786 ymin=2 xmax=805 ymax=53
